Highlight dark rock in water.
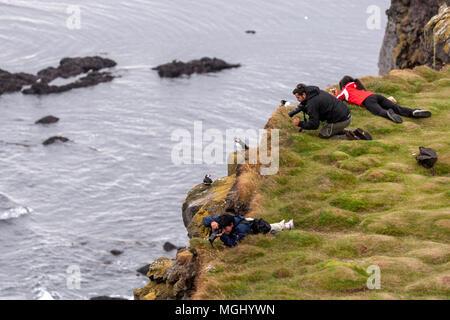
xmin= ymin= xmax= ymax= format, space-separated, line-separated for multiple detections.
xmin=90 ymin=296 xmax=128 ymax=300
xmin=152 ymin=57 xmax=240 ymax=78
xmin=23 ymin=71 xmax=114 ymax=95
xmin=163 ymin=241 xmax=182 ymax=252
xmin=42 ymin=136 xmax=70 ymax=146
xmin=245 ymin=30 xmax=256 ymax=34
xmin=110 ymin=249 xmax=123 ymax=256
xmin=0 ymin=56 xmax=116 ymax=96
xmin=0 ymin=69 xmax=37 ymax=95
xmin=136 ymin=264 xmax=150 ymax=276
xmin=37 ymin=56 xmax=117 ymax=82
xmin=35 ymin=115 xmax=60 ymax=125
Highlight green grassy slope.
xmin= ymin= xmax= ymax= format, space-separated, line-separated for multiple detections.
xmin=192 ymin=66 xmax=450 ymax=300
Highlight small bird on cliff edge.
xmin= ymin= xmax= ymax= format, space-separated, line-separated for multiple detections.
xmin=281 ymin=100 xmax=293 ymax=107
xmin=234 ymin=137 xmax=249 ymax=151
xmin=203 ymin=174 xmax=213 ymax=185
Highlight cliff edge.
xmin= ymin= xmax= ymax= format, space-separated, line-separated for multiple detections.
xmin=135 ymin=65 xmax=449 ymax=300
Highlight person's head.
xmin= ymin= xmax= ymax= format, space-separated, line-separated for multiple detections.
xmin=339 ymin=76 xmax=355 ymax=91
xmin=339 ymin=76 xmax=366 ymax=91
xmin=218 ymin=214 xmax=234 ymax=233
xmin=292 ymin=83 xmax=307 ymax=103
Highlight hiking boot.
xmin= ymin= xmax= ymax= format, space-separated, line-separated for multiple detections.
xmin=386 ymin=109 xmax=403 ymax=123
xmin=354 ymin=128 xmax=373 ymax=141
xmin=284 ymin=219 xmax=294 ymax=230
xmin=412 ymin=109 xmax=432 ymax=118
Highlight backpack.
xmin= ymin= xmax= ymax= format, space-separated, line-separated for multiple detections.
xmin=250 ymin=218 xmax=272 ymax=234
xmin=353 ymin=128 xmax=373 ymax=141
xmin=416 ymin=147 xmax=438 ymax=169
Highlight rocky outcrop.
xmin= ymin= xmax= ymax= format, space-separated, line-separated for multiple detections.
xmin=0 ymin=56 xmax=116 ymax=96
xmin=378 ymin=0 xmax=450 ymax=74
xmin=35 ymin=56 xmax=116 ymax=82
xmin=35 ymin=116 xmax=59 ymax=125
xmin=0 ymin=69 xmax=37 ymax=95
xmin=152 ymin=57 xmax=240 ymax=78
xmin=133 ymin=248 xmax=200 ymax=300
xmin=182 ymin=175 xmax=236 ymax=238
xmin=134 ymin=172 xmax=237 ymax=300
xmin=42 ymin=136 xmax=70 ymax=146
xmin=23 ymin=71 xmax=114 ymax=95
xmin=424 ymin=4 xmax=450 ymax=70
xmin=163 ymin=241 xmax=182 ymax=252
xmin=136 ymin=264 xmax=151 ymax=276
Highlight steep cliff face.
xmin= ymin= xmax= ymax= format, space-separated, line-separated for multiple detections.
xmin=379 ymin=0 xmax=450 ymax=74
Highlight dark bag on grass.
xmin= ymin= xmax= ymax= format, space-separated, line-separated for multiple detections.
xmin=416 ymin=147 xmax=438 ymax=169
xmin=250 ymin=218 xmax=272 ymax=234
xmin=353 ymin=128 xmax=373 ymax=141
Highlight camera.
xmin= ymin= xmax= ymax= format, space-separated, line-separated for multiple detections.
xmin=209 ymin=229 xmax=222 ymax=245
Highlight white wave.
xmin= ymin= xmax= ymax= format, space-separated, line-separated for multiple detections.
xmin=34 ymin=287 xmax=62 ymax=300
xmin=37 ymin=289 xmax=54 ymax=300
xmin=0 ymin=206 xmax=32 ymax=220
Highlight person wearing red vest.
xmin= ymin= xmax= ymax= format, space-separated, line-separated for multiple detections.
xmin=332 ymin=76 xmax=431 ymax=123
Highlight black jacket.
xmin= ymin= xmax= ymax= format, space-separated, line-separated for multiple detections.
xmin=289 ymin=86 xmax=351 ymax=130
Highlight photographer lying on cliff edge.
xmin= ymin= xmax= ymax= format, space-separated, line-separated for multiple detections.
xmin=331 ymin=76 xmax=431 ymax=124
xmin=203 ymin=214 xmax=294 ymax=247
xmin=289 ymin=84 xmax=371 ymax=140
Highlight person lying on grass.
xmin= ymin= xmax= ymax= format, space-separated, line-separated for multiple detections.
xmin=331 ymin=76 xmax=431 ymax=124
xmin=288 ymin=84 xmax=370 ymax=140
xmin=203 ymin=213 xmax=294 ymax=247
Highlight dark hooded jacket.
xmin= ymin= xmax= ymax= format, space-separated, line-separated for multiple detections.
xmin=203 ymin=214 xmax=252 ymax=247
xmin=289 ymin=86 xmax=351 ymax=130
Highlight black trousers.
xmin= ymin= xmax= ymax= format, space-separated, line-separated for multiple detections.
xmin=362 ymin=94 xmax=415 ymax=119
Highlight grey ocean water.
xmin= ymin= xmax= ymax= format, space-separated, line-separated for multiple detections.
xmin=0 ymin=0 xmax=390 ymax=299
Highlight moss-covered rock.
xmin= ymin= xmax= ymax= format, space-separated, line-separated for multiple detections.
xmin=134 ymin=249 xmax=201 ymax=300
xmin=182 ymin=176 xmax=235 ymax=237
xmin=134 ymin=257 xmax=174 ymax=300
xmin=147 ymin=257 xmax=174 ymax=281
